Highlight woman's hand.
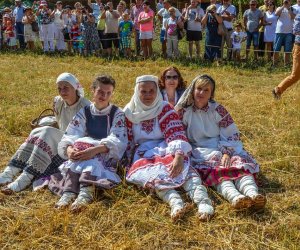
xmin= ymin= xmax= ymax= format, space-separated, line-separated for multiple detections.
xmin=170 ymin=153 xmax=184 ymax=178
xmin=66 ymin=146 xmax=80 ymax=161
xmin=221 ymin=154 xmax=231 ymax=168
xmin=72 ymin=147 xmax=98 ymax=161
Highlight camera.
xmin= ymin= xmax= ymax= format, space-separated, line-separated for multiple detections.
xmin=104 ymin=5 xmax=110 ymax=11
xmin=208 ymin=10 xmax=215 ymax=14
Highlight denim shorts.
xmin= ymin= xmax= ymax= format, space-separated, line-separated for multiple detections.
xmin=160 ymin=29 xmax=166 ymax=43
xmin=273 ymin=33 xmax=293 ymax=52
xmin=246 ymin=31 xmax=259 ymax=47
xmin=140 ymin=31 xmax=153 ymax=40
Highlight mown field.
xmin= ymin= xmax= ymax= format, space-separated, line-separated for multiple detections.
xmin=0 ymin=53 xmax=299 ymax=249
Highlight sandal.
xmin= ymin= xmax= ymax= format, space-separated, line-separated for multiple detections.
xmin=272 ymin=88 xmax=281 ymax=100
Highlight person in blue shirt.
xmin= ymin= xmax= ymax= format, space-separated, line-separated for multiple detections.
xmin=119 ymin=13 xmax=133 ymax=57
xmin=13 ymin=0 xmax=25 ymax=49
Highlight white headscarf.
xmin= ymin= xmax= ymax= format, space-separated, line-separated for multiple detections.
xmin=56 ymin=72 xmax=85 ymax=97
xmin=124 ymin=75 xmax=163 ymax=124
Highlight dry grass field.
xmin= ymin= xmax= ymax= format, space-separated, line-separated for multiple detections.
xmin=0 ymin=53 xmax=299 ymax=249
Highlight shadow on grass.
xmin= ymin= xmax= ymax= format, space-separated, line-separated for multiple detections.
xmin=256 ymin=172 xmax=285 ymax=194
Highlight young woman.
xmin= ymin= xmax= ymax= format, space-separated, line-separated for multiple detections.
xmin=124 ymin=75 xmax=214 ymax=222
xmin=22 ymin=7 xmax=36 ymax=50
xmin=0 ymin=73 xmax=90 ymax=194
xmin=138 ymin=1 xmax=154 ymax=59
xmin=50 ymin=75 xmax=127 ymax=212
xmin=159 ymin=66 xmax=187 ymax=106
xmin=175 ymin=75 xmax=266 ymax=210
xmin=263 ymin=2 xmax=277 ymax=61
xmin=202 ymin=4 xmax=223 ymax=62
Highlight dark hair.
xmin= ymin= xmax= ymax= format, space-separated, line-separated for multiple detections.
xmin=91 ymin=75 xmax=116 ymax=89
xmin=159 ymin=66 xmax=187 ymax=90
xmin=143 ymin=1 xmax=150 ymax=6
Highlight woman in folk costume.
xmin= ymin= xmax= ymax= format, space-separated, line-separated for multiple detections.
xmin=0 ymin=73 xmax=90 ymax=194
xmin=175 ymin=75 xmax=266 ymax=210
xmin=124 ymin=75 xmax=214 ymax=221
xmin=51 ymin=75 xmax=127 ymax=212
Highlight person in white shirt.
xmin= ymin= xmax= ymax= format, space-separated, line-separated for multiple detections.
xmin=273 ymin=0 xmax=296 ymax=66
xmin=52 ymin=1 xmax=66 ymax=51
xmin=184 ymin=0 xmax=204 ymax=59
xmin=292 ymin=0 xmax=300 ymax=15
xmin=88 ymin=0 xmax=103 ymax=25
xmin=230 ymin=22 xmax=247 ymax=62
xmin=217 ymin=0 xmax=236 ymax=60
xmin=157 ymin=0 xmax=181 ymax=57
xmin=157 ymin=0 xmax=164 ymax=12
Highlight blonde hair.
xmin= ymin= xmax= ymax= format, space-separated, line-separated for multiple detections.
xmin=168 ymin=7 xmax=176 ymax=13
xmin=194 ymin=75 xmax=215 ymax=100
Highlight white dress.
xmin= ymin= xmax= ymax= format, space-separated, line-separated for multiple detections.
xmin=56 ymin=103 xmax=127 ymax=187
xmin=9 ymin=96 xmax=90 ymax=180
xmin=126 ymin=102 xmax=198 ymax=191
xmin=180 ymin=101 xmax=259 ymax=187
xmin=264 ymin=11 xmax=277 ymax=42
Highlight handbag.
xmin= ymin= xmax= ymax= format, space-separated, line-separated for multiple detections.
xmin=31 ymin=109 xmax=58 ymax=130
xmin=31 ymin=21 xmax=39 ymax=32
xmin=217 ymin=23 xmax=226 ymax=36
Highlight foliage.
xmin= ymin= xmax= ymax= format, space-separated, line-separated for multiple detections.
xmin=0 ymin=53 xmax=299 ymax=249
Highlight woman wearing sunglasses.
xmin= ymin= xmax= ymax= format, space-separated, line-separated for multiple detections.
xmin=159 ymin=66 xmax=187 ymax=107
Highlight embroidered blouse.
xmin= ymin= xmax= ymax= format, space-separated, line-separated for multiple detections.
xmin=58 ymin=103 xmax=127 ymax=161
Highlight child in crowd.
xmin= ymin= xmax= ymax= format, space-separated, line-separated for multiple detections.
xmin=230 ymin=22 xmax=247 ymax=62
xmin=70 ymin=21 xmax=84 ymax=55
xmin=165 ymin=7 xmax=183 ymax=58
xmin=119 ymin=13 xmax=133 ymax=57
xmin=5 ymin=20 xmax=17 ymax=50
xmin=61 ymin=6 xmax=75 ymax=54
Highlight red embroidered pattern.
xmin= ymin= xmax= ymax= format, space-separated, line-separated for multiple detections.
xmin=73 ymin=142 xmax=94 ymax=151
xmin=70 ymin=118 xmax=80 ymax=127
xmin=216 ymin=105 xmax=234 ymax=128
xmin=158 ymin=104 xmax=188 ymax=143
xmin=26 ymin=136 xmax=54 ymax=158
xmin=141 ymin=119 xmax=155 ymax=134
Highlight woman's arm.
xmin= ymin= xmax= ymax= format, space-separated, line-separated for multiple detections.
xmin=57 ymin=107 xmax=88 ymax=159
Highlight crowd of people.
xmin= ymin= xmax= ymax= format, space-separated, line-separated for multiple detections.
xmin=0 ymin=0 xmax=299 ymax=63
xmin=0 ymin=67 xmax=269 ymax=221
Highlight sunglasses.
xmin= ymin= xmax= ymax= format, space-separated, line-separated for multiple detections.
xmin=165 ymin=75 xmax=179 ymax=80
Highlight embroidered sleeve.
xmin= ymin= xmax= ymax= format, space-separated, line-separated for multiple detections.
xmin=124 ymin=117 xmax=135 ymax=167
xmin=99 ymin=109 xmax=127 ymax=160
xmin=215 ymin=104 xmax=243 ymax=156
xmin=158 ymin=104 xmax=191 ymax=156
xmin=57 ymin=107 xmax=87 ymax=159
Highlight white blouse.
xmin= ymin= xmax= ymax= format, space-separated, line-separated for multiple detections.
xmin=58 ymin=103 xmax=127 ymax=161
xmin=53 ymin=96 xmax=91 ymax=132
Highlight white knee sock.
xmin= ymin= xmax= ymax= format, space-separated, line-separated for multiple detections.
xmin=0 ymin=166 xmax=21 ymax=184
xmin=71 ymin=185 xmax=94 ymax=208
xmin=6 ymin=171 xmax=34 ymax=192
xmin=156 ymin=189 xmax=184 ymax=217
xmin=234 ymin=175 xmax=258 ymax=198
xmin=183 ymin=177 xmax=214 ymax=215
xmin=217 ymin=180 xmax=244 ymax=203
